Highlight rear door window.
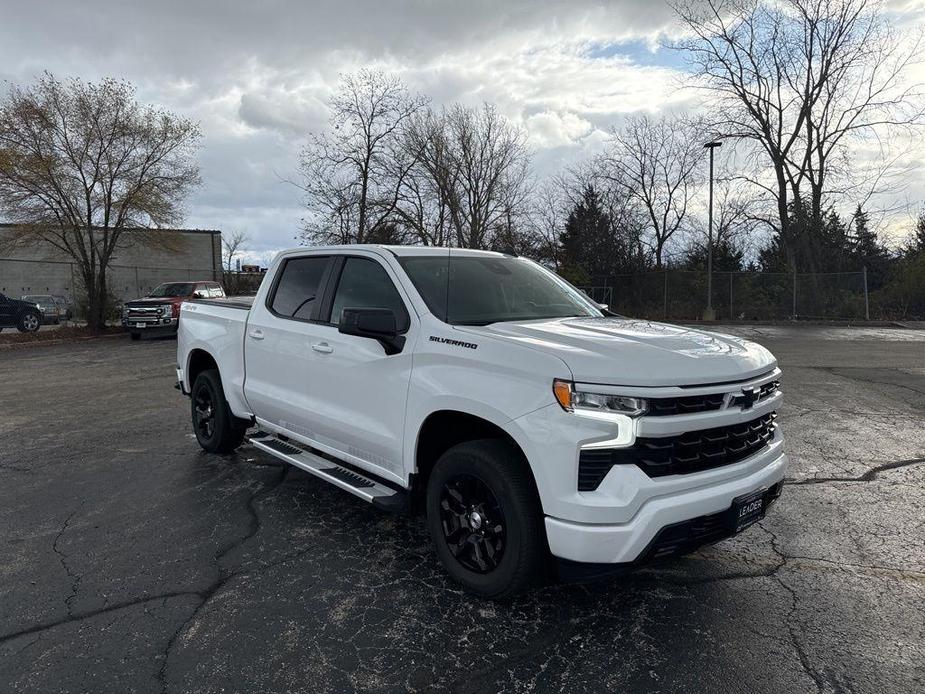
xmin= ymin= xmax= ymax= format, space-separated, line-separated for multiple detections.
xmin=269 ymin=256 xmax=331 ymax=321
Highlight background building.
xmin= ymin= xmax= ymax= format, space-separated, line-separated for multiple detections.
xmin=0 ymin=225 xmax=222 ymax=304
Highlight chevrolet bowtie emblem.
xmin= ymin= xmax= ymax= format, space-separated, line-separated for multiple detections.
xmin=741 ymin=387 xmax=758 ymax=409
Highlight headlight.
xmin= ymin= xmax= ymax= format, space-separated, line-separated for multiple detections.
xmin=553 ymin=380 xmax=648 ymax=417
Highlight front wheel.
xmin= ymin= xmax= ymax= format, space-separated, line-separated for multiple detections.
xmin=426 ymin=439 xmax=545 ymax=599
xmin=17 ymin=310 xmax=41 ymax=333
xmin=190 ymin=369 xmax=247 ymax=453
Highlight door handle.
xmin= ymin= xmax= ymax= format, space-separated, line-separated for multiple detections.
xmin=248 ymin=329 xmax=264 ymax=340
xmin=311 ymin=342 xmax=334 ymax=354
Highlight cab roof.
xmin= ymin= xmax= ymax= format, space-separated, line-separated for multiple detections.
xmin=277 ymin=245 xmax=511 ymax=258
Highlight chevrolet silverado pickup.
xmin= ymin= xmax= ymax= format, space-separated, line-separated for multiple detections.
xmin=176 ymin=246 xmax=786 ymax=598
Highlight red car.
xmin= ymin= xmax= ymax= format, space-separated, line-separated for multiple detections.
xmin=122 ymin=281 xmax=225 ymax=341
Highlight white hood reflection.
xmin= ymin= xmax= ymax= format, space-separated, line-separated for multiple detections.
xmin=459 ymin=317 xmax=776 ymax=387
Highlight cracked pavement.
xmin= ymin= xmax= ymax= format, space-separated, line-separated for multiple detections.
xmin=1 ymin=325 xmax=923 ymax=693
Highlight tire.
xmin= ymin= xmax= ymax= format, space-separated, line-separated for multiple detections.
xmin=17 ymin=310 xmax=41 ymax=333
xmin=130 ymin=332 xmax=141 ymax=341
xmin=190 ymin=369 xmax=247 ymax=454
xmin=426 ymin=439 xmax=545 ymax=599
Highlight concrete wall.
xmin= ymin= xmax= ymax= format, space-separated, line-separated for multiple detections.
xmin=0 ymin=226 xmax=221 ymax=303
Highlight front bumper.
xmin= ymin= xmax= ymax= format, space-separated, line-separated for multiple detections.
xmin=544 ymin=447 xmax=787 ymax=565
xmin=122 ymin=317 xmax=178 ymax=332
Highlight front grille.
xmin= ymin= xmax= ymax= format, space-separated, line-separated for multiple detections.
xmin=729 ymin=380 xmax=780 ymax=408
xmin=578 ymin=412 xmax=777 ymax=491
xmin=647 ymin=393 xmax=725 ymax=416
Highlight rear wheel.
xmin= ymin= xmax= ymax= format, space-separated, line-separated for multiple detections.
xmin=426 ymin=439 xmax=545 ymax=599
xmin=191 ymin=369 xmax=247 ymax=453
xmin=17 ymin=310 xmax=41 ymax=333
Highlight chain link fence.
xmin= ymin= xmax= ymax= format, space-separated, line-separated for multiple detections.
xmin=581 ymin=269 xmax=884 ymax=321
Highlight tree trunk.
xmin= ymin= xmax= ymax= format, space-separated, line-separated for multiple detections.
xmin=87 ymin=266 xmax=108 ymax=333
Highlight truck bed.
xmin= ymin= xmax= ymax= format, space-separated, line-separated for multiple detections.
xmin=190 ymin=296 xmax=255 ymax=310
xmin=178 ymin=296 xmax=251 ymax=416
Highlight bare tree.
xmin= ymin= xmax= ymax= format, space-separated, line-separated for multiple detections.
xmin=406 ymin=103 xmax=532 ymax=249
xmin=681 ymin=175 xmax=760 ymax=263
xmin=222 ymin=228 xmax=250 ymax=271
xmin=603 ymin=114 xmax=705 ymax=267
xmin=298 ymin=70 xmax=427 ymax=245
xmin=672 ymin=0 xmax=923 ymax=267
xmin=528 ymin=178 xmax=570 ymax=270
xmin=391 ymin=108 xmax=455 ymax=246
xmin=0 ymin=74 xmax=201 ymax=330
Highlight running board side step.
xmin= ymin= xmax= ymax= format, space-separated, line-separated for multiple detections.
xmin=247 ymin=432 xmax=406 ymax=512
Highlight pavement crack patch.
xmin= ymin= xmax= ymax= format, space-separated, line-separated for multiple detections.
xmin=51 ymin=508 xmax=82 ymax=618
xmin=447 ymin=619 xmax=575 ymax=694
xmin=155 ymin=465 xmax=290 ymax=694
xmin=0 ymin=462 xmax=32 ymax=473
xmin=818 ymin=366 xmax=925 ymax=399
xmin=762 ymin=523 xmax=830 ymax=694
xmin=0 ymin=591 xmax=203 ymax=644
xmin=785 ymin=456 xmax=925 ymax=485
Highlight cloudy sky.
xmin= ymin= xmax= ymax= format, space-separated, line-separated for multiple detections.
xmin=2 ymin=0 xmax=924 ymax=263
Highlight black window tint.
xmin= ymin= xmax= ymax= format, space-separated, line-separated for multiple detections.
xmin=399 ymin=255 xmax=599 ymax=325
xmin=330 ymin=258 xmax=409 ymax=331
xmin=271 ymin=256 xmax=329 ymax=320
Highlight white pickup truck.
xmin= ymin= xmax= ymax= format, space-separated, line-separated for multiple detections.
xmin=176 ymin=245 xmax=786 ymax=598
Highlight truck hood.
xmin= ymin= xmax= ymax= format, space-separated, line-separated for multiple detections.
xmin=125 ymin=297 xmax=184 ymax=307
xmin=459 ymin=317 xmax=776 ymax=387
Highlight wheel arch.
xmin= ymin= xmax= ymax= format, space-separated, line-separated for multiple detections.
xmin=411 ymin=409 xmax=541 ymax=514
xmin=186 ymin=348 xmax=219 ymax=390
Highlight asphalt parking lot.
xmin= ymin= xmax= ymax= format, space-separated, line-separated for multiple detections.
xmin=1 ymin=326 xmax=923 ymax=693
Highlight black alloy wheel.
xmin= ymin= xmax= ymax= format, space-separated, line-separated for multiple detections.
xmin=190 ymin=369 xmax=247 ymax=453
xmin=426 ymin=439 xmax=545 ymax=599
xmin=193 ymin=385 xmax=216 ymax=441
xmin=439 ymin=474 xmax=507 ymax=574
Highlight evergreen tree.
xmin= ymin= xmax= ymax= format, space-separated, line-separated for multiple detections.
xmin=559 ymin=186 xmax=617 ymax=285
xmin=683 ymin=238 xmax=745 ymax=272
xmin=758 ymin=199 xmax=856 ymax=274
xmin=849 ymin=205 xmax=891 ymax=288
xmin=904 ymin=212 xmax=925 ymax=258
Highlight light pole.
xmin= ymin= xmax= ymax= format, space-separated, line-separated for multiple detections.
xmin=703 ymin=140 xmax=722 ymax=320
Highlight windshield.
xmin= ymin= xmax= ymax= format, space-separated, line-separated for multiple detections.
xmin=23 ymin=295 xmax=53 ymax=304
xmin=399 ymin=254 xmax=602 ymax=325
xmin=148 ymin=283 xmax=195 ymax=298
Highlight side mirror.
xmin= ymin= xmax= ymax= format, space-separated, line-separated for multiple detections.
xmin=338 ymin=307 xmax=405 ymax=355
